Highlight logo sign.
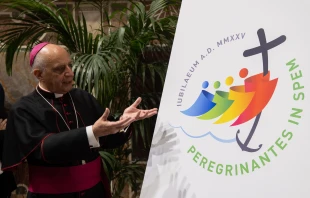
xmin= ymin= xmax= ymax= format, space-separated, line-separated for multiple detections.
xmin=141 ymin=1 xmax=310 ymax=197
xmin=181 ymin=28 xmax=286 ymax=154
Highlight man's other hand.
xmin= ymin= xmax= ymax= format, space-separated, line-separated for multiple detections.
xmin=0 ymin=119 xmax=7 ymax=130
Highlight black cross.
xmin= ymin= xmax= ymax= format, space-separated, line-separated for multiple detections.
xmin=236 ymin=28 xmax=286 ymax=152
xmin=243 ymin=28 xmax=286 ymax=76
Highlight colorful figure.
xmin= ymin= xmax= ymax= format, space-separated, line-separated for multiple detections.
xmin=182 ymin=67 xmax=278 ymax=127
xmin=214 ymin=69 xmax=255 ymax=124
xmin=181 ymin=81 xmax=215 ymax=116
xmin=231 ymin=71 xmax=278 ymax=126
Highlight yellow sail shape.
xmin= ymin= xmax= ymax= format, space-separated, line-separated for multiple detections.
xmin=214 ymin=85 xmax=254 ymax=124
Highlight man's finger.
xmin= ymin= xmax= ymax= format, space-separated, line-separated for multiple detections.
xmin=145 ymin=111 xmax=157 ymax=118
xmin=101 ymin=108 xmax=110 ymax=121
xmin=115 ymin=116 xmax=132 ymax=126
xmin=135 ymin=111 xmax=142 ymax=119
xmin=138 ymin=109 xmax=158 ymax=119
xmin=131 ymin=97 xmax=142 ymax=108
xmin=147 ymin=108 xmax=158 ymax=113
xmin=120 ymin=118 xmax=135 ymax=129
xmin=0 ymin=119 xmax=6 ymax=130
xmin=111 ymin=117 xmax=134 ymax=130
xmin=140 ymin=108 xmax=157 ymax=116
xmin=0 ymin=119 xmax=6 ymax=125
xmin=147 ymin=109 xmax=158 ymax=114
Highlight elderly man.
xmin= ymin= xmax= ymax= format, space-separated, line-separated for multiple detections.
xmin=1 ymin=42 xmax=157 ymax=198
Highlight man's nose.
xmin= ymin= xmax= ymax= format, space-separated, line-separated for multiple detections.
xmin=64 ymin=65 xmax=74 ymax=77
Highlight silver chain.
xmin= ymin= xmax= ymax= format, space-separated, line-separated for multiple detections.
xmin=36 ymin=86 xmax=79 ymax=130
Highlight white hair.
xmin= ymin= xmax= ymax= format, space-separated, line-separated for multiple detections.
xmin=31 ymin=51 xmax=46 ymax=72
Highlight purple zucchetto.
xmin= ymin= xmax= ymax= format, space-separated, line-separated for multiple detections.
xmin=29 ymin=42 xmax=49 ymax=67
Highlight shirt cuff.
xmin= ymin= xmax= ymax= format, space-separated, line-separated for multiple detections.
xmin=120 ymin=125 xmax=130 ymax=133
xmin=86 ymin=126 xmax=100 ymax=148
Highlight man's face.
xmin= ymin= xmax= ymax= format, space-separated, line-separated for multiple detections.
xmin=40 ymin=45 xmax=74 ymax=94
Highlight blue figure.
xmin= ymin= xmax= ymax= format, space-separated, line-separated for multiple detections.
xmin=181 ymin=81 xmax=216 ymax=116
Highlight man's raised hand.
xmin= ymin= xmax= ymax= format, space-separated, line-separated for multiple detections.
xmin=92 ymin=108 xmax=135 ymax=138
xmin=121 ymin=97 xmax=158 ymax=121
xmin=93 ymin=98 xmax=158 ymax=138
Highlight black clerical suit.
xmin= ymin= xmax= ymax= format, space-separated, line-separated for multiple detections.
xmin=2 ymin=87 xmax=132 ymax=198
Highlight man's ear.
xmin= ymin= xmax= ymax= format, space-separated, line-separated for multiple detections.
xmin=33 ymin=69 xmax=43 ymax=81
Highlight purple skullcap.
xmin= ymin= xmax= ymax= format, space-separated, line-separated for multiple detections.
xmin=29 ymin=42 xmax=49 ymax=67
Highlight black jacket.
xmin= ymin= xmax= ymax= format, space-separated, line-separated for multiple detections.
xmin=0 ymin=83 xmax=16 ymax=197
xmin=0 ymin=129 xmax=17 ymax=197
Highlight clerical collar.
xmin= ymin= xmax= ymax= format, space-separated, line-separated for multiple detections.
xmin=37 ymin=83 xmax=64 ymax=99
